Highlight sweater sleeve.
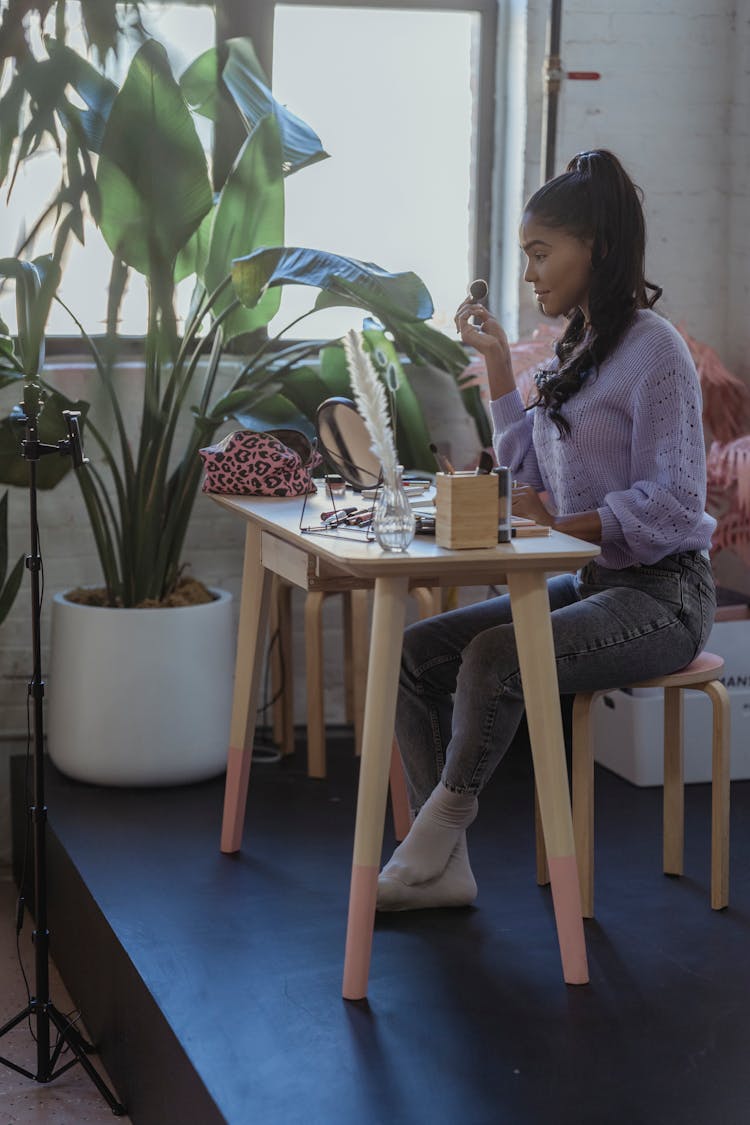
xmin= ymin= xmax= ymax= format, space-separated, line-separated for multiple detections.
xmin=490 ymin=389 xmax=545 ymax=490
xmin=597 ymin=359 xmax=708 ymax=564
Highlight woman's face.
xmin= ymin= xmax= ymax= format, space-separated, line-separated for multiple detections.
xmin=519 ymin=213 xmax=593 ymax=319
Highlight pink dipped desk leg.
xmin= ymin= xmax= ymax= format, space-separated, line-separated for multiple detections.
xmin=506 ymin=571 xmax=589 ymax=985
xmin=342 ymin=575 xmax=409 ymax=1000
xmin=221 ymin=524 xmax=274 ymax=854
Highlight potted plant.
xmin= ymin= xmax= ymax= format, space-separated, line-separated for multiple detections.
xmin=0 ymin=23 xmax=479 ymax=784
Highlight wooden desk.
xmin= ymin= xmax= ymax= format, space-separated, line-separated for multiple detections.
xmin=212 ymin=492 xmax=600 ymax=998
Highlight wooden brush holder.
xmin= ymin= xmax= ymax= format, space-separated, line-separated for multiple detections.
xmin=435 ymin=472 xmax=498 ymax=549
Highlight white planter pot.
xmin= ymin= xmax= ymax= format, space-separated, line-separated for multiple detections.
xmin=48 ymin=589 xmax=234 ymax=786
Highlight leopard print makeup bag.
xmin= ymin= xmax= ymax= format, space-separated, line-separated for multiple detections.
xmin=199 ymin=429 xmax=322 ymax=497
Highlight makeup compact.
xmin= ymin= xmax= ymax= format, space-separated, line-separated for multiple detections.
xmin=326 ymin=474 xmax=346 ymax=498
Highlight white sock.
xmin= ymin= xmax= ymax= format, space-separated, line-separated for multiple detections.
xmin=376 ymin=833 xmax=477 ymax=912
xmin=378 ymin=783 xmax=478 ymax=886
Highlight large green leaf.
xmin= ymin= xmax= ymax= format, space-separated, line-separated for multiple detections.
xmin=0 ymin=256 xmax=59 ymax=377
xmin=181 ymin=38 xmax=329 ymax=177
xmin=232 ymin=247 xmax=434 ymax=323
xmin=0 ymin=314 xmax=21 ymax=370
xmin=203 ymin=113 xmax=284 ymax=340
xmin=0 ymin=1 xmax=123 ymax=64
xmin=79 ymin=0 xmax=121 ymax=60
xmin=45 ymin=37 xmax=117 ymax=152
xmin=319 ymin=344 xmax=357 ymax=398
xmin=0 ymin=69 xmax=24 ymax=186
xmin=234 ymin=393 xmax=316 ymax=438
xmin=178 ymin=44 xmax=226 ymax=123
xmin=374 ymin=317 xmax=490 ymax=446
xmin=360 ymin=325 xmax=434 ymax=471
xmin=223 ymin=39 xmax=328 ymax=176
xmin=96 ymin=39 xmax=213 ymax=277
xmin=271 ymin=363 xmax=336 ymax=427
xmin=380 ymin=314 xmax=467 ymax=376
xmin=175 ymin=205 xmax=214 ymax=284
xmin=15 ymin=54 xmax=69 ymax=151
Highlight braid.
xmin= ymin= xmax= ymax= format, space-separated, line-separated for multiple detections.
xmin=527 ymin=150 xmax=662 ymax=437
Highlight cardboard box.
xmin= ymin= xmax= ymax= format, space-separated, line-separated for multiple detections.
xmin=591 ymin=610 xmax=750 ymax=785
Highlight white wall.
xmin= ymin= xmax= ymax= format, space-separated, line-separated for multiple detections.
xmin=510 ymin=0 xmax=747 ymax=384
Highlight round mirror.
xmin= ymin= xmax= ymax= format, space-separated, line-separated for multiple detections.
xmin=316 ymin=397 xmax=382 ymax=491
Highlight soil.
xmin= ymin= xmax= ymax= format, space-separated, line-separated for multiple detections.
xmin=65 ymin=576 xmax=217 ymax=609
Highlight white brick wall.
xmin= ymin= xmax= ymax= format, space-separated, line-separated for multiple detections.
xmin=727 ymin=4 xmax=750 ymax=381
xmin=513 ymin=0 xmax=747 ymax=382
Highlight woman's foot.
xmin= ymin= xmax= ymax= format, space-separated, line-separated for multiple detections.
xmin=378 ymin=783 xmax=478 ymax=887
xmin=376 ymin=834 xmax=477 ymax=911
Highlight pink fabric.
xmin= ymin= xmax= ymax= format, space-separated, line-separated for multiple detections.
xmin=676 ymin=650 xmax=723 ymax=676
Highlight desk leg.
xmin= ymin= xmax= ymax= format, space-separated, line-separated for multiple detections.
xmin=506 ymin=571 xmax=589 ymax=986
xmin=342 ymin=575 xmax=409 ymax=1000
xmin=221 ymin=524 xmax=273 ymax=854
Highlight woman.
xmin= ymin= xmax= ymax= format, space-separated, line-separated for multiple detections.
xmin=377 ymin=149 xmax=716 ymax=912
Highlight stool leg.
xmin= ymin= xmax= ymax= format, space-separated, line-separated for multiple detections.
xmin=703 ymin=679 xmax=731 ymax=910
xmin=270 ymin=577 xmax=284 ymax=747
xmin=304 ymin=591 xmax=327 ymax=778
xmin=389 ymin=738 xmax=413 ymax=842
xmin=534 ymin=784 xmax=550 ymax=886
xmin=572 ymin=692 xmax=596 ymax=918
xmin=343 ymin=592 xmax=355 ymax=726
xmin=412 ymin=586 xmax=436 ymax=619
xmin=663 ymin=686 xmax=684 ymax=877
xmin=276 ymin=580 xmax=295 ymax=756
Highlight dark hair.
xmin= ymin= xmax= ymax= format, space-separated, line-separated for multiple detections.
xmin=525 ymin=149 xmax=662 ymax=436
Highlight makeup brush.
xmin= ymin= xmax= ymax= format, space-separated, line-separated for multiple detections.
xmin=475 ymin=450 xmax=493 ymax=475
xmin=429 ymin=442 xmax=455 ymax=475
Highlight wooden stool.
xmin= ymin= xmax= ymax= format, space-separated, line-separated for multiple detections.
xmin=535 ymin=651 xmax=731 ymax=915
xmin=271 ymin=580 xmax=437 ymax=778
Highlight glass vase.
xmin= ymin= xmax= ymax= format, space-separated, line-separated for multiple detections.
xmin=373 ymin=466 xmax=416 ymax=552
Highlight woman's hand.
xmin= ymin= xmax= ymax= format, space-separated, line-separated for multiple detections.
xmin=510 ymin=485 xmax=604 ymax=543
xmin=454 ymin=301 xmax=516 ymax=399
xmin=510 ymin=483 xmax=555 ymax=527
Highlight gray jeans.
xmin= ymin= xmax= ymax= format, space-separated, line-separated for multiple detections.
xmin=395 ymin=550 xmax=716 ymax=811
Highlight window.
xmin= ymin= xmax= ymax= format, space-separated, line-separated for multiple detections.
xmin=0 ymin=3 xmax=216 ymax=339
xmin=270 ymin=3 xmax=486 ymax=339
xmin=1 ymin=0 xmax=495 ymax=343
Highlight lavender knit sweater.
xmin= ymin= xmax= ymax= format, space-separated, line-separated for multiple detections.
xmin=491 ymin=309 xmax=716 ymax=569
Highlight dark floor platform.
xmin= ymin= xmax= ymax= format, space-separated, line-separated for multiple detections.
xmin=10 ymin=733 xmax=750 ymax=1125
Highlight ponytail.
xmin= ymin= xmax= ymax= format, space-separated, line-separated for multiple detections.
xmin=526 ymin=150 xmax=662 ymax=437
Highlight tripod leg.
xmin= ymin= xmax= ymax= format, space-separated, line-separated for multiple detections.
xmin=0 ymin=1003 xmax=34 ymax=1040
xmin=48 ymin=1005 xmax=96 ymax=1056
xmin=47 ymin=1005 xmax=126 ymax=1115
xmin=0 ymin=1004 xmax=37 ymax=1080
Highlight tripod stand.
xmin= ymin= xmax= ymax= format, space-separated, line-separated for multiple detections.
xmin=0 ymin=388 xmax=125 ymax=1115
